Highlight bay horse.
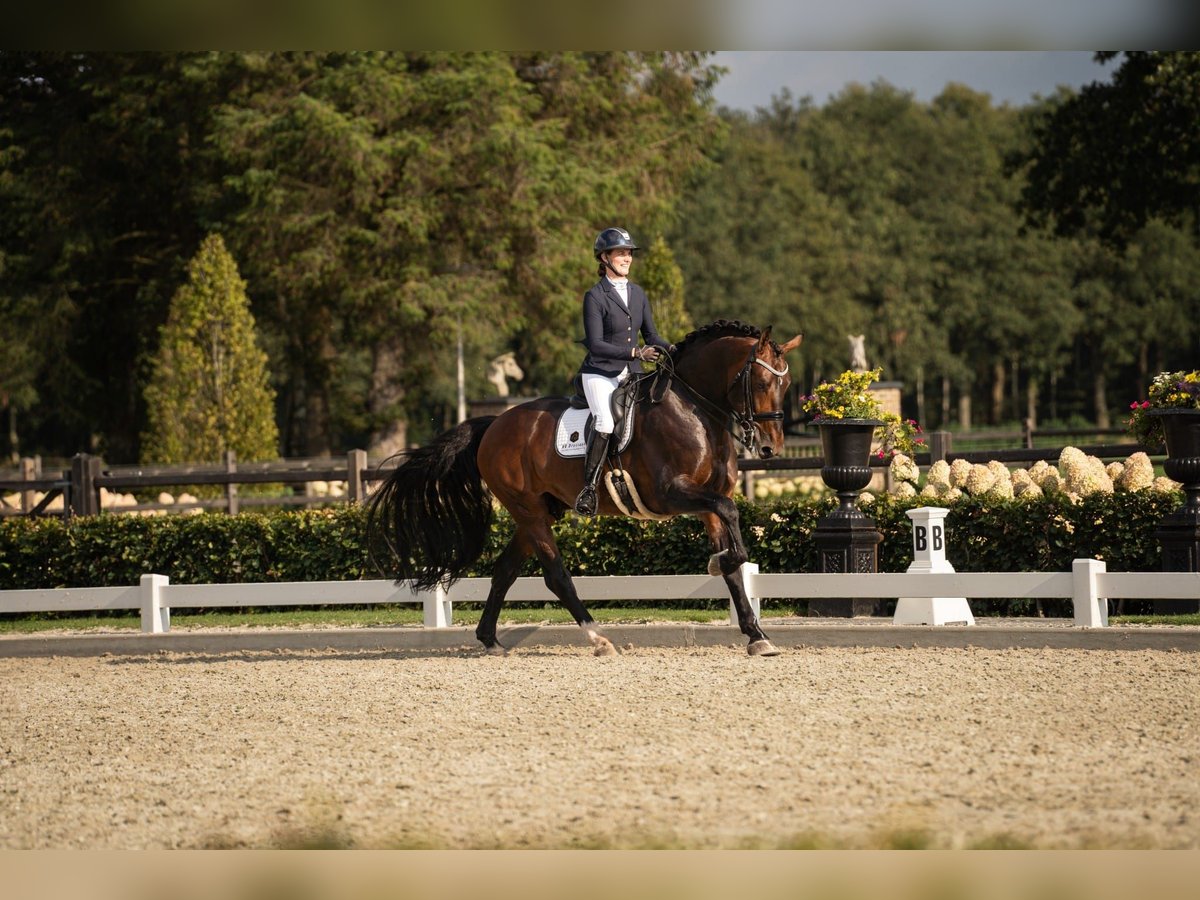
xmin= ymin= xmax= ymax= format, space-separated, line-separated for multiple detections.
xmin=366 ymin=320 xmax=803 ymax=657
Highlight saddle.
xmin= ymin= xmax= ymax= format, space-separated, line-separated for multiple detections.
xmin=556 ymin=368 xmax=670 ymax=459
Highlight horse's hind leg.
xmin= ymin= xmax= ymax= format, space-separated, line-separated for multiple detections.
xmin=523 ymin=518 xmax=617 ymax=657
xmin=476 ymin=534 xmax=532 ymax=654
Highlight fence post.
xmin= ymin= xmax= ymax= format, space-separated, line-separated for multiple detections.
xmin=1022 ymin=418 xmax=1035 ymax=449
xmin=347 ymin=449 xmax=368 ymax=504
xmin=728 ymin=561 xmax=760 ymax=626
xmin=69 ymin=453 xmax=100 ymax=517
xmin=1071 ymin=558 xmax=1107 ymax=628
xmin=423 ymin=583 xmax=451 ymax=628
xmin=139 ymin=573 xmax=171 ymax=634
xmin=224 ymin=450 xmax=239 ymax=516
xmin=928 ymin=431 xmax=952 ymax=464
xmin=19 ymin=456 xmax=38 ymax=513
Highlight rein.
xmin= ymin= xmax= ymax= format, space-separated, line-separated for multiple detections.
xmin=653 ymin=345 xmax=788 ymax=453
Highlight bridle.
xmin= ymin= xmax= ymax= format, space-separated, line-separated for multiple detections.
xmin=654 ymin=343 xmax=788 ymax=453
xmin=730 ymin=346 xmax=788 ymax=450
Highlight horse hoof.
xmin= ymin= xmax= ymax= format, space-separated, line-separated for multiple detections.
xmin=747 ymin=640 xmax=780 ymax=657
xmin=593 ymin=637 xmax=619 ymax=657
xmin=482 ymin=639 xmax=509 ymax=656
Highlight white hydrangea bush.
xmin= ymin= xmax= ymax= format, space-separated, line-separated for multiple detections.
xmin=876 ymin=446 xmax=1178 ymax=502
xmin=889 ymin=453 xmax=919 ymax=485
xmin=745 ymin=446 xmax=1179 ymax=505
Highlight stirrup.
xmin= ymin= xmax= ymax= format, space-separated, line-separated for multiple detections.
xmin=575 ymin=485 xmax=598 ymax=517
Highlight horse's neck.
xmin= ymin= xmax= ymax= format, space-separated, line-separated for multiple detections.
xmin=673 ymin=339 xmax=745 ymax=405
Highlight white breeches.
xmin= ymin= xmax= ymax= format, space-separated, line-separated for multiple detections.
xmin=581 ymin=370 xmax=627 ymax=434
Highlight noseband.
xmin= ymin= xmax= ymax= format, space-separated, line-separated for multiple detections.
xmin=731 ymin=347 xmax=788 ymax=450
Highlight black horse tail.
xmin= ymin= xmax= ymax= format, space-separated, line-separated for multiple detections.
xmin=366 ymin=416 xmax=497 ymax=590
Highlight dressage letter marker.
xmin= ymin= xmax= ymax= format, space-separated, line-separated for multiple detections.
xmin=893 ymin=507 xmax=975 ymax=626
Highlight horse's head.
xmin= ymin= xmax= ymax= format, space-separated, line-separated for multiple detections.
xmin=733 ymin=326 xmax=803 ymax=460
xmin=487 ymin=352 xmax=524 ymax=397
xmin=670 ymin=320 xmax=802 ymax=460
xmin=500 ymin=353 xmax=524 ymax=381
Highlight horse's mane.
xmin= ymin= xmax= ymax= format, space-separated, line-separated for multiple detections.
xmin=670 ymin=319 xmax=780 ymax=359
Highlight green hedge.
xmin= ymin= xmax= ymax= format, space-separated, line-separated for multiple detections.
xmin=0 ymin=491 xmax=1183 ymax=615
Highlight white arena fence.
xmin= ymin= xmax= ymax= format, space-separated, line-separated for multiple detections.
xmin=2 ymin=562 xmax=1198 ymax=633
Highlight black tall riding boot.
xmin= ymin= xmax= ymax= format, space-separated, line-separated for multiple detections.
xmin=574 ymin=430 xmax=612 ymax=516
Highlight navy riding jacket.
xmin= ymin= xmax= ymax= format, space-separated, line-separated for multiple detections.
xmin=578 ymin=278 xmax=671 ymax=377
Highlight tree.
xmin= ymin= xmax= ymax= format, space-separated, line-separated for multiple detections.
xmin=1018 ymin=51 xmax=1200 ymax=244
xmin=0 ymin=252 xmax=43 ymax=461
xmin=0 ymin=52 xmax=230 ymax=459
xmin=141 ymin=234 xmax=279 ymax=465
xmin=209 ymin=51 xmax=724 ymax=452
xmin=1 ymin=52 xmax=724 ymax=459
xmin=635 ymin=235 xmax=693 ymax=342
xmin=670 ymin=96 xmax=863 ymax=383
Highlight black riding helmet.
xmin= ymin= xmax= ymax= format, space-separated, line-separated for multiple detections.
xmin=593 ymin=227 xmax=639 ymax=259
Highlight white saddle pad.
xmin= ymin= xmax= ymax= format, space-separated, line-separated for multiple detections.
xmin=554 ymin=408 xmax=592 ymax=458
xmin=554 ymin=406 xmax=635 ymax=458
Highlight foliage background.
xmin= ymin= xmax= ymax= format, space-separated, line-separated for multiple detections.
xmin=2 ymin=51 xmax=1198 ymax=463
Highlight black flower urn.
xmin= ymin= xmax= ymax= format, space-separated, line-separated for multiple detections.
xmin=1149 ymin=410 xmax=1200 ymax=611
xmin=811 ymin=419 xmax=885 ymax=616
xmin=818 ymin=419 xmax=880 ymax=516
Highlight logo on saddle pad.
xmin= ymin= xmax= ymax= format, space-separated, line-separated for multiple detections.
xmin=554 ymin=407 xmax=635 ymax=458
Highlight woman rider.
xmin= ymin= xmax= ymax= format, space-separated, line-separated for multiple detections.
xmin=574 ymin=227 xmax=672 ymax=516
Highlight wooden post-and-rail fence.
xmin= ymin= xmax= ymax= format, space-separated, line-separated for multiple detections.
xmin=0 ymin=450 xmax=374 ymax=518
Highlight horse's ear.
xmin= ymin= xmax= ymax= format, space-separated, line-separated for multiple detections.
xmin=779 ymin=334 xmax=804 ymax=354
xmin=757 ymin=325 xmax=773 ymax=348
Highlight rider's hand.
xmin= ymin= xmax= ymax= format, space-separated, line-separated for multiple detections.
xmin=637 ymin=346 xmax=661 ymax=362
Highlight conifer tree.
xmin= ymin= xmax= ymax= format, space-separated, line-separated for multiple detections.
xmin=637 ymin=235 xmax=693 ymax=343
xmin=142 ymin=234 xmax=279 ymax=464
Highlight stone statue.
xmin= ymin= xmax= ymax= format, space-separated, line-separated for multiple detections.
xmin=486 ymin=352 xmax=524 ymax=397
xmin=848 ymin=334 xmax=868 ymax=373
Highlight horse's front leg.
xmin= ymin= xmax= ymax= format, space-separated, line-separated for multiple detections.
xmin=664 ymin=485 xmax=777 ymax=656
xmin=699 ymin=512 xmax=778 ymax=656
xmin=664 ymin=486 xmax=748 ymax=577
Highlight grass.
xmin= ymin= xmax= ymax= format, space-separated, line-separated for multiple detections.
xmin=1111 ymin=613 xmax=1200 ymax=626
xmin=0 ymin=604 xmax=743 ymax=634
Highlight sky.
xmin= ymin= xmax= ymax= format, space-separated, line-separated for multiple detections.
xmin=710 ymin=51 xmax=1119 ymax=111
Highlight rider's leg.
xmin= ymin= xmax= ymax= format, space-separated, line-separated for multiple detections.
xmin=574 ymin=429 xmax=612 ymax=516
xmin=576 ymin=373 xmax=619 ymax=516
